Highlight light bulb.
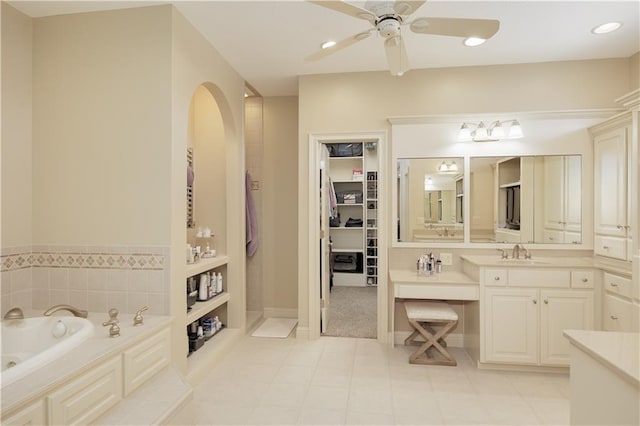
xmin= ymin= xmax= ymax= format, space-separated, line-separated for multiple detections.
xmin=508 ymin=121 xmax=524 ymax=139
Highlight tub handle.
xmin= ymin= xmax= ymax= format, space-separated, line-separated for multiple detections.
xmin=102 ymin=308 xmax=120 ymax=338
xmin=133 ymin=306 xmax=149 ymax=327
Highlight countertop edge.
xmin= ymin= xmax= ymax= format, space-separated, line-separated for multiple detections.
xmin=563 ymin=330 xmax=640 ymax=388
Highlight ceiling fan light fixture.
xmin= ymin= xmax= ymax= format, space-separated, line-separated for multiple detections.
xmin=321 ymin=40 xmax=337 ymax=50
xmin=463 ymin=37 xmax=486 ymax=47
xmin=591 ymin=22 xmax=622 ymax=34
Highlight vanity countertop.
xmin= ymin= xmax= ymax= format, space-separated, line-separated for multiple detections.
xmin=563 ymin=330 xmax=639 ymax=388
xmin=460 ymin=255 xmax=596 ymax=268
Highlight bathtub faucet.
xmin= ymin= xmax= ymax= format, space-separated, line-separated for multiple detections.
xmin=4 ymin=307 xmax=24 ymax=320
xmin=43 ymin=304 xmax=88 ymax=318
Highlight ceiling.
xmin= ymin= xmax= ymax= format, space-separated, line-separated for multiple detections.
xmin=9 ymin=1 xmax=640 ymax=96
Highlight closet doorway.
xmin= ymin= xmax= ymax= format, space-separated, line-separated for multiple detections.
xmin=310 ymin=132 xmax=387 ymax=342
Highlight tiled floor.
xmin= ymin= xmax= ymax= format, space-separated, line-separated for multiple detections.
xmin=193 ymin=336 xmax=569 ymax=425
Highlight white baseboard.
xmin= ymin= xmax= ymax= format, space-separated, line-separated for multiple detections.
xmin=263 ymin=307 xmax=298 ymax=319
xmin=394 ymin=331 xmax=464 ymax=348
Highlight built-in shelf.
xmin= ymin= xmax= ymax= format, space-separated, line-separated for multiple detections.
xmin=186 ymin=292 xmax=230 ymax=325
xmin=337 ymin=203 xmax=363 ymax=206
xmin=499 ymin=181 xmax=521 ymax=188
xmin=331 ymin=227 xmax=364 ymax=230
xmin=186 ymin=255 xmax=229 ymax=278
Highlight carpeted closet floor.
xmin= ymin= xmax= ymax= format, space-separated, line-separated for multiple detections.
xmin=324 ymin=286 xmax=377 ymax=339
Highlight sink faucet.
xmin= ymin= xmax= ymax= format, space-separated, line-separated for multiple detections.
xmin=512 ymin=244 xmax=521 ymax=259
xmin=43 ymin=304 xmax=88 ymax=318
xmin=521 ymin=245 xmax=532 ymax=260
xmin=497 ymin=248 xmax=509 ymax=259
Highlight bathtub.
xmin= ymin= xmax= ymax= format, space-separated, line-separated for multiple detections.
xmin=1 ymin=316 xmax=94 ymax=386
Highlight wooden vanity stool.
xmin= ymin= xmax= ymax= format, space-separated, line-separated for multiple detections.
xmin=404 ymin=300 xmax=458 ymax=366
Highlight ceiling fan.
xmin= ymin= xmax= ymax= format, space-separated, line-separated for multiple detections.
xmin=305 ymin=1 xmax=500 ymax=76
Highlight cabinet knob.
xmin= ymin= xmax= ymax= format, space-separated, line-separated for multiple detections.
xmin=616 ymin=225 xmax=623 ymax=229
xmin=603 ymin=245 xmax=609 ymax=250
xmin=549 ymin=237 xmax=554 ymax=241
xmin=533 ymin=299 xmax=538 ymax=304
xmin=610 ymin=282 xmax=618 ymax=287
xmin=544 ymin=299 xmax=548 ymax=304
xmin=610 ymin=315 xmax=618 ymax=320
xmin=494 ymin=276 xmax=500 ymax=281
xmin=581 ymin=278 xmax=588 ymax=283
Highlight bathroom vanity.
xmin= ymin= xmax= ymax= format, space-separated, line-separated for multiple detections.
xmin=460 ymin=255 xmax=598 ymax=369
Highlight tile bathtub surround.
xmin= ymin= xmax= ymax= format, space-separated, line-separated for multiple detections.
xmin=1 ymin=245 xmax=170 ymax=316
xmin=193 ymin=336 xmax=570 ymax=426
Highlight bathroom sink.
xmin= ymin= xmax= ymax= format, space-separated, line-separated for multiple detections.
xmin=497 ymin=259 xmax=550 ymax=265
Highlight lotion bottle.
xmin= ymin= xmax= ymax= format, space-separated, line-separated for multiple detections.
xmin=217 ymin=272 xmax=223 ymax=293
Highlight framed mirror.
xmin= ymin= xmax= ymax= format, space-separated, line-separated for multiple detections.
xmin=397 ymin=158 xmax=464 ymax=243
xmin=469 ymin=155 xmax=582 ymax=244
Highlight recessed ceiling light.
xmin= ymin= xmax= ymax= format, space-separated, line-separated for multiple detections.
xmin=463 ymin=37 xmax=486 ymax=47
xmin=592 ymin=22 xmax=622 ymax=34
xmin=321 ymin=40 xmax=336 ymax=50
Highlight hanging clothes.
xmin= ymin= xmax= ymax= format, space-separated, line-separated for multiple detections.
xmin=246 ymin=171 xmax=258 ymax=257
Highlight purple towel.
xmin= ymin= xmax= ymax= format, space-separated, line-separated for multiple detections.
xmin=246 ymin=172 xmax=258 ymax=257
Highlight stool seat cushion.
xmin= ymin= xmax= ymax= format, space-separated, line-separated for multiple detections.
xmin=404 ymin=300 xmax=458 ymax=322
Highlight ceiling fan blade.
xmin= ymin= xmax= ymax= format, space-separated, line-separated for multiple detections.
xmin=305 ymin=31 xmax=373 ymax=61
xmin=393 ymin=1 xmax=427 ymax=16
xmin=307 ymin=1 xmax=377 ymax=22
xmin=410 ymin=17 xmax=500 ymax=39
xmin=384 ymin=35 xmax=409 ymax=76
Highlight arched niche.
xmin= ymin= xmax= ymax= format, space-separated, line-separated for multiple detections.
xmin=187 ymin=83 xmax=235 ymax=255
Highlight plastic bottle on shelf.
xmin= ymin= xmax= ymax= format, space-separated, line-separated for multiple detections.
xmin=217 ymin=272 xmax=223 ymax=293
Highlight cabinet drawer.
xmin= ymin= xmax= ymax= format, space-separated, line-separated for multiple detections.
xmin=509 ymin=269 xmax=570 ymax=288
xmin=2 ymin=399 xmax=46 ymax=426
xmin=48 ymin=356 xmax=122 ymax=425
xmin=484 ymin=269 xmax=507 ymax=286
xmin=603 ymin=294 xmax=633 ymax=332
xmin=124 ymin=328 xmax=170 ymax=396
xmin=571 ymin=270 xmax=595 ymax=289
xmin=543 ymin=229 xmax=564 ymax=243
xmin=595 ymin=235 xmax=627 ymax=260
xmin=604 ymin=272 xmax=632 ymax=299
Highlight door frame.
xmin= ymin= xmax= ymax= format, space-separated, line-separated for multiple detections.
xmin=307 ymin=131 xmax=388 ymax=342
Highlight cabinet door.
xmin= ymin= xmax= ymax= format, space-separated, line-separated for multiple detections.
xmin=2 ymin=399 xmax=46 ymax=426
xmin=540 ymin=290 xmax=594 ymax=366
xmin=604 ymin=294 xmax=633 ymax=331
xmin=543 ymin=156 xmax=565 ymax=231
xmin=564 ymin=155 xmax=582 ymax=233
xmin=594 ymin=128 xmax=627 ymax=237
xmin=484 ymin=288 xmax=538 ymax=364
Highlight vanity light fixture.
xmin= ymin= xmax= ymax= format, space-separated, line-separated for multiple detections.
xmin=438 ymin=161 xmax=458 ymax=173
xmin=458 ymin=119 xmax=524 ymax=142
xmin=424 ymin=176 xmax=433 ymax=189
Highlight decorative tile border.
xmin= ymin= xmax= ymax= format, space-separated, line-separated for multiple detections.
xmin=1 ymin=248 xmax=165 ymax=272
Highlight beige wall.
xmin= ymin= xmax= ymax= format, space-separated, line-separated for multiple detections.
xmin=263 ymin=96 xmax=298 ymax=313
xmin=630 ymin=52 xmax=639 ymax=89
xmin=32 ymin=6 xmax=172 ymax=246
xmin=298 ymin=58 xmax=635 ymax=332
xmin=1 ymin=3 xmax=33 ymax=248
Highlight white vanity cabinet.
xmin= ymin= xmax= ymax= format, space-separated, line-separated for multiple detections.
xmin=591 ymin=116 xmax=632 ymax=260
xmin=602 ymin=272 xmax=638 ymax=332
xmin=482 ymin=268 xmax=594 ymax=367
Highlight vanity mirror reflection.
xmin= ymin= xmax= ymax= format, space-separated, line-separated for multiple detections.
xmin=395 ymin=155 xmax=582 ymax=245
xmin=397 ymin=158 xmax=464 ymax=243
xmin=469 ymin=155 xmax=582 ymax=244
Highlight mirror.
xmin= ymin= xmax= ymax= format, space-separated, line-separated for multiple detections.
xmin=469 ymin=155 xmax=582 ymax=244
xmin=397 ymin=158 xmax=464 ymax=242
